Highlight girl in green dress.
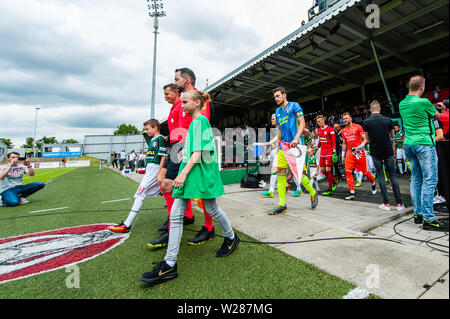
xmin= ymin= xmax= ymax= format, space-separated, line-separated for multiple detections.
xmin=140 ymin=90 xmax=240 ymax=285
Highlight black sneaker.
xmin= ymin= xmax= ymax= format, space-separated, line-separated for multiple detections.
xmin=183 ymin=216 xmax=195 ymax=226
xmin=187 ymin=226 xmax=215 ymax=246
xmin=414 ymin=214 xmax=423 ymax=225
xmin=158 ymin=216 xmax=195 ymax=232
xmin=157 ymin=219 xmax=169 ymax=232
xmin=216 ymin=234 xmax=240 ymax=257
xmin=345 ymin=193 xmax=357 ymax=200
xmin=371 ymin=184 xmax=377 ymax=195
xmin=139 ymin=260 xmax=178 ymax=285
xmin=147 ymin=231 xmax=169 ymax=249
xmin=311 ymin=193 xmax=319 ymax=209
xmin=422 ymin=219 xmax=449 ymax=231
xmin=268 ymin=205 xmax=287 ymax=215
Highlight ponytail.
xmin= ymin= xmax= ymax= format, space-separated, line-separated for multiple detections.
xmin=185 ymin=90 xmax=211 ymax=109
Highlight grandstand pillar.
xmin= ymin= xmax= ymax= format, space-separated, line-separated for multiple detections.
xmin=370 ymin=40 xmax=395 ymax=114
xmin=361 ymin=85 xmax=366 ymax=102
xmin=321 ymin=96 xmax=325 ymax=111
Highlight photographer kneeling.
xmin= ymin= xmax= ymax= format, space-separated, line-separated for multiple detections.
xmin=0 ymin=152 xmax=45 ymax=207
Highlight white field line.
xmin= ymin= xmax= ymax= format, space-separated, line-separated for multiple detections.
xmin=101 ymin=198 xmax=131 ymax=204
xmin=30 ymin=207 xmax=69 ymax=214
xmin=342 ymin=287 xmax=370 ymax=299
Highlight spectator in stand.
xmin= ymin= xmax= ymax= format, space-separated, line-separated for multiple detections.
xmin=437 ymin=99 xmax=449 ymax=140
xmin=363 ymin=100 xmax=404 ymax=211
xmin=399 ymin=75 xmax=447 ymax=231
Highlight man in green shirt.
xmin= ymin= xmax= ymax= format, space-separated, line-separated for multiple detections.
xmin=399 ymin=75 xmax=447 ymax=231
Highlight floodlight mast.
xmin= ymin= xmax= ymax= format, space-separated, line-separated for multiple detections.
xmin=33 ymin=106 xmax=40 ymax=158
xmin=147 ymin=0 xmax=166 ymax=119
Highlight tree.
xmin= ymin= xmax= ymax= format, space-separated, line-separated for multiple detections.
xmin=36 ymin=136 xmax=58 ymax=150
xmin=22 ymin=137 xmax=34 ymax=148
xmin=61 ymin=139 xmax=79 ymax=144
xmin=113 ymin=124 xmax=140 ymax=136
xmin=0 ymin=138 xmax=13 ymax=149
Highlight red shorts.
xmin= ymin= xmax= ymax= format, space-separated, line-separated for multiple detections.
xmin=345 ymin=154 xmax=367 ymax=172
xmin=320 ymin=156 xmax=333 ymax=167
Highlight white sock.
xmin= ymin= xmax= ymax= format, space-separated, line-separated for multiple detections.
xmin=269 ymin=174 xmax=277 ymax=193
xmin=125 ymin=198 xmax=144 ymax=227
xmin=356 ymin=171 xmax=363 ymax=183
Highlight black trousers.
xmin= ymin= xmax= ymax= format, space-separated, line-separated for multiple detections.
xmin=372 ymin=155 xmax=403 ymax=205
xmin=436 ymin=141 xmax=449 ymax=206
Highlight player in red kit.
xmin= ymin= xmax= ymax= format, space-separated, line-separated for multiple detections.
xmin=341 ymin=113 xmax=377 ymax=200
xmin=316 ymin=115 xmax=339 ymax=196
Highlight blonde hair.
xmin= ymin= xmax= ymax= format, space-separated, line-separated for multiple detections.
xmin=184 ymin=90 xmax=211 ymax=109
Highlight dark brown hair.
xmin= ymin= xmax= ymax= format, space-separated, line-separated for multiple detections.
xmin=273 ymin=87 xmax=287 ymax=95
xmin=143 ymin=119 xmax=160 ymax=131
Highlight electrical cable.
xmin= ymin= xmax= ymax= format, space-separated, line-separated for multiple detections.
xmin=392 ymin=213 xmax=449 ymax=255
xmin=2 ymin=202 xmax=447 ymax=253
xmin=182 ymin=228 xmax=405 ymax=246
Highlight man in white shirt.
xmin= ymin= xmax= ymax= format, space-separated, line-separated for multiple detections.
xmin=0 ymin=152 xmax=45 ymax=207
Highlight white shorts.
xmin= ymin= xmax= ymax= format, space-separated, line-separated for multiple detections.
xmin=309 ymin=167 xmax=318 ymax=180
xmin=397 ymin=149 xmax=406 ymax=161
xmin=134 ymin=163 xmax=160 ymax=200
xmin=270 ymin=148 xmax=278 ymax=169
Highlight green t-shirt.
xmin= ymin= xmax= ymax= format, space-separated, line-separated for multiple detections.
xmin=173 ymin=115 xmax=225 ymax=199
xmin=399 ymin=95 xmax=437 ymax=146
xmin=307 ymin=155 xmax=317 ymax=168
xmin=145 ymin=135 xmax=167 ymax=165
xmin=394 ymin=131 xmax=404 ymax=149
xmin=303 ymin=133 xmax=312 ymax=147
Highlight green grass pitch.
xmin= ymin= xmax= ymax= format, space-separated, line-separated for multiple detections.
xmin=0 ymin=166 xmax=357 ymax=299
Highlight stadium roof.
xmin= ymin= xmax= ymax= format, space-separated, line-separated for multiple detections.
xmin=205 ymin=0 xmax=449 ymax=119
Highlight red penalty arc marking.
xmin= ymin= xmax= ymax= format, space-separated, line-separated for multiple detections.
xmin=0 ymin=224 xmax=129 ymax=284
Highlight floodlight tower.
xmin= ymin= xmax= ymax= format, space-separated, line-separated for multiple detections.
xmin=147 ymin=0 xmax=166 ymax=119
xmin=33 ymin=106 xmax=40 ymax=158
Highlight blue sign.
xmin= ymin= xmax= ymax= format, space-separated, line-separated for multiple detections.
xmin=42 ymin=152 xmax=82 ymax=158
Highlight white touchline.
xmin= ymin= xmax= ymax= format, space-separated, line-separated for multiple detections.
xmin=101 ymin=198 xmax=131 ymax=204
xmin=342 ymin=287 xmax=370 ymax=299
xmin=30 ymin=207 xmax=70 ymax=214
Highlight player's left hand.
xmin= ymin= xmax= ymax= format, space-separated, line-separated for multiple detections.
xmin=174 ymin=173 xmax=186 ymax=188
xmin=290 ymin=140 xmax=298 ymax=148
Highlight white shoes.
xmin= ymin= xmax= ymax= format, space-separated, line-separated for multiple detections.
xmin=379 ymin=203 xmax=405 ymax=211
xmin=19 ymin=197 xmax=30 ymax=205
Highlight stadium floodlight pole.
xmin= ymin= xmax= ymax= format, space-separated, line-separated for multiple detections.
xmin=33 ymin=106 xmax=41 ymax=158
xmin=370 ymin=40 xmax=395 ymax=114
xmin=147 ymin=0 xmax=166 ymax=119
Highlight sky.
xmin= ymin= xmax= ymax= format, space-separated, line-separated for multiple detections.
xmin=0 ymin=0 xmax=311 ymax=148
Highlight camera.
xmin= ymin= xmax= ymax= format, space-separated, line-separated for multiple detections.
xmin=18 ymin=156 xmax=27 ymax=161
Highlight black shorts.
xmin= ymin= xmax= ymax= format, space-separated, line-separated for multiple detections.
xmin=163 ymin=142 xmax=184 ymax=180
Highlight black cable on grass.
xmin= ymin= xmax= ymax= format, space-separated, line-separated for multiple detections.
xmin=182 ymin=228 xmax=405 ymax=246
xmin=3 ymin=204 xmax=447 ymax=252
